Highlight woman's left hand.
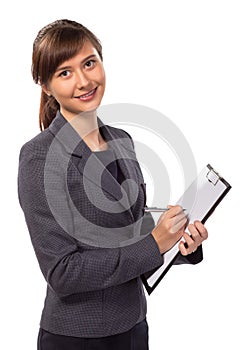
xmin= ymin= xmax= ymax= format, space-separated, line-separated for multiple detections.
xmin=179 ymin=220 xmax=208 ymax=256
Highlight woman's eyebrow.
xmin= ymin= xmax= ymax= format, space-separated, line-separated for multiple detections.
xmin=81 ymin=54 xmax=97 ymax=63
xmin=55 ymin=65 xmax=72 ymax=72
xmin=56 ymin=54 xmax=97 ymax=72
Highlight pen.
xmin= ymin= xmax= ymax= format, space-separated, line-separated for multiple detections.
xmin=144 ymin=207 xmax=186 ymax=212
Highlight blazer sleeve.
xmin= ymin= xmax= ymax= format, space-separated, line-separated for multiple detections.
xmin=18 ymin=141 xmax=164 ymax=297
xmin=173 ymin=246 xmax=203 ymax=264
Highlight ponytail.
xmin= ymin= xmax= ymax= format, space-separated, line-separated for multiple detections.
xmin=39 ymin=91 xmax=59 ymax=131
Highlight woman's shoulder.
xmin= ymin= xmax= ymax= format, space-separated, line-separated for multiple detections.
xmin=103 ymin=124 xmax=135 ymax=149
xmin=19 ymin=128 xmax=54 ymax=158
xmin=105 ymin=124 xmax=132 ymax=139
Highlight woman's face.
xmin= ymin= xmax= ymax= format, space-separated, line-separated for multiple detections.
xmin=43 ymin=40 xmax=106 ymax=120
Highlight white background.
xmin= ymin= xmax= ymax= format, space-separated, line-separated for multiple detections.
xmin=1 ymin=1 xmax=242 ymax=349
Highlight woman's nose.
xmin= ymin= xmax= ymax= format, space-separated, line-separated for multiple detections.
xmin=76 ymin=70 xmax=89 ymax=89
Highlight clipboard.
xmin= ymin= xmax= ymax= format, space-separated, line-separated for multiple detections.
xmin=142 ymin=164 xmax=231 ymax=295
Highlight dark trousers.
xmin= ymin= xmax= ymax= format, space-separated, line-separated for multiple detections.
xmin=37 ymin=319 xmax=149 ymax=350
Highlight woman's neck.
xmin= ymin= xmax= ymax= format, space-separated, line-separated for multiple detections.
xmin=68 ymin=109 xmax=107 ymax=151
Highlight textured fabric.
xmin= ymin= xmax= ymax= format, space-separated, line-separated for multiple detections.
xmin=18 ymin=111 xmax=164 ymax=337
xmin=37 ymin=318 xmax=149 ymax=350
xmin=18 ymin=111 xmax=203 ymax=338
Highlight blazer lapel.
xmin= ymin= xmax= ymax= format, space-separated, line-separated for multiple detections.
xmin=48 ymin=112 xmax=139 ymax=218
xmin=71 ymin=145 xmax=132 ymax=210
xmin=97 ymin=118 xmax=142 ymax=206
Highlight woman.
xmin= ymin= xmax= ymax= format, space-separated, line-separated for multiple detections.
xmin=18 ymin=19 xmax=208 ymax=350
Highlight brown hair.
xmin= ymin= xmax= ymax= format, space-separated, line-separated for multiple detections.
xmin=32 ymin=19 xmax=103 ymax=130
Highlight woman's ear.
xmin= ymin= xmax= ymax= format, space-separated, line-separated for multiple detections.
xmin=42 ymin=84 xmax=52 ymax=97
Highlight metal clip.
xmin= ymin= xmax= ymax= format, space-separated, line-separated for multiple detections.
xmin=206 ymin=167 xmax=220 ymax=186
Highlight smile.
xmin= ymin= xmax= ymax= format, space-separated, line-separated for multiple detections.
xmin=76 ymin=88 xmax=97 ymax=101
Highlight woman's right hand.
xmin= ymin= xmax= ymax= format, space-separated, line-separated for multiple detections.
xmin=151 ymin=205 xmax=187 ymax=254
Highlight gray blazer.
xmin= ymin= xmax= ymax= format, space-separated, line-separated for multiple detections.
xmin=18 ymin=111 xmax=202 ymax=338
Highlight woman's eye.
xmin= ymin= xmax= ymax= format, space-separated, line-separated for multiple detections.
xmin=85 ymin=60 xmax=96 ymax=68
xmin=59 ymin=70 xmax=71 ymax=77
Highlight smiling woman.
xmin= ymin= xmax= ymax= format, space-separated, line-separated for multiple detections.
xmin=18 ymin=18 xmax=208 ymax=350
xmin=32 ymin=19 xmax=105 ymax=130
xmin=42 ymin=41 xmax=106 ymax=122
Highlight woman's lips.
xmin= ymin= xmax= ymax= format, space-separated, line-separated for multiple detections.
xmin=76 ymin=88 xmax=97 ymax=101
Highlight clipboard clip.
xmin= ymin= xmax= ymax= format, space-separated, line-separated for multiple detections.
xmin=206 ymin=165 xmax=220 ymax=186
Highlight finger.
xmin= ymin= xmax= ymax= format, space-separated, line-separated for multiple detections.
xmin=171 ymin=210 xmax=187 ymax=229
xmin=170 ymin=215 xmax=187 ymax=234
xmin=156 ymin=205 xmax=175 ymax=224
xmin=187 ymin=223 xmax=203 ymax=246
xmin=194 ymin=221 xmax=208 ymax=240
xmin=170 ymin=210 xmax=185 ymax=223
xmin=182 ymin=233 xmax=197 ymax=254
xmin=179 ymin=240 xmax=189 ymax=256
xmin=166 ymin=205 xmax=185 ymax=219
